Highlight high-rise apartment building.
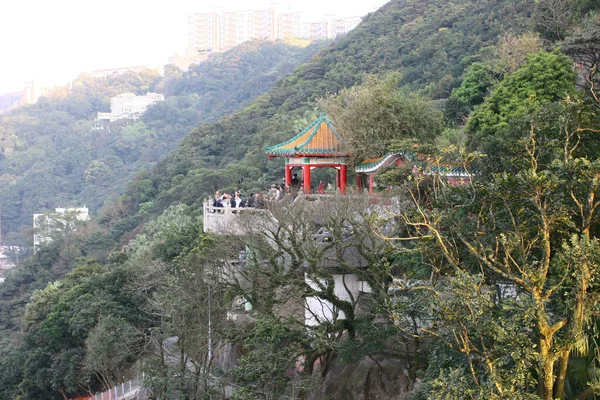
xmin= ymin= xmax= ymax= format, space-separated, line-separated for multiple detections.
xmin=186 ymin=6 xmax=362 ymax=55
xmin=22 ymin=80 xmax=44 ymax=105
xmin=188 ymin=12 xmax=220 ymax=52
xmin=188 ymin=8 xmax=277 ymax=53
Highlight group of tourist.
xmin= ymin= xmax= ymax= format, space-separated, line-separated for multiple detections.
xmin=212 ymin=190 xmax=266 ymax=209
xmin=212 ymin=174 xmax=329 ymax=210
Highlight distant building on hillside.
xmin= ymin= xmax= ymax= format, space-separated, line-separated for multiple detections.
xmin=33 ymin=207 xmax=89 ymax=252
xmin=0 ymin=246 xmax=17 ymax=283
xmin=97 ymin=92 xmax=165 ymax=122
xmin=91 ymin=65 xmax=163 ymax=78
xmin=186 ymin=5 xmax=364 ymax=54
xmin=21 ymin=80 xmax=49 ymax=105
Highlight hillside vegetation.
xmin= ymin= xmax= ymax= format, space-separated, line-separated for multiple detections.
xmin=117 ymin=0 xmax=537 ymax=224
xmin=1 ymin=0 xmax=600 ymax=399
xmin=0 ymin=40 xmax=321 ymax=237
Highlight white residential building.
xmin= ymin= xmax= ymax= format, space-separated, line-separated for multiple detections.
xmin=97 ymin=92 xmax=164 ymax=122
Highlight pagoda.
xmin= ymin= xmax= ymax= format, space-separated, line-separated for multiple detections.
xmin=266 ymin=114 xmax=351 ymax=194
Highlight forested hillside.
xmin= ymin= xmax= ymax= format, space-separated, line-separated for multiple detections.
xmin=2 ymin=0 xmax=600 ymax=399
xmin=0 ymin=40 xmax=321 ymax=238
xmin=0 ymin=92 xmax=21 ymax=114
xmin=117 ymin=0 xmax=537 ymax=224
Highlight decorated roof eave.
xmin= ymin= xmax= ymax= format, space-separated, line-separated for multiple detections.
xmin=355 ymin=151 xmax=418 ymax=173
xmin=355 ymin=153 xmax=400 ymax=173
xmin=268 ymin=152 xmax=351 ymax=159
xmin=356 ymin=152 xmax=477 ymax=176
xmin=265 ymin=115 xmax=351 ymax=158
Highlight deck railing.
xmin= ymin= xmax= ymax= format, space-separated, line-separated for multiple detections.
xmin=69 ymin=378 xmax=142 ymax=400
xmin=203 ymin=200 xmax=269 ymax=234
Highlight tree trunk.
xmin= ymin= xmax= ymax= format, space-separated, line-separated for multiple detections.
xmin=554 ymin=349 xmax=570 ymax=399
xmin=539 ymin=333 xmax=556 ymax=400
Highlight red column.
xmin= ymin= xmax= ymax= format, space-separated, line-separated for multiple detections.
xmin=369 ymin=175 xmax=374 ymax=194
xmin=284 ymin=165 xmax=292 ymax=186
xmin=303 ymin=165 xmax=311 ymax=194
xmin=356 ymin=174 xmax=363 ymax=192
xmin=340 ymin=164 xmax=347 ymax=194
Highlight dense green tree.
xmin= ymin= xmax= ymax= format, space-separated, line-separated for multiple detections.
xmin=125 ymin=204 xmax=228 ymax=399
xmin=8 ymin=261 xmax=147 ymax=399
xmin=467 ymin=50 xmax=577 ymax=171
xmin=445 ymin=62 xmax=495 ymax=123
xmin=231 ymin=317 xmax=314 ymax=400
xmin=322 ymin=73 xmax=444 ymax=163
xmin=389 ymin=85 xmax=600 ymax=400
xmin=84 ymin=315 xmax=142 ymax=390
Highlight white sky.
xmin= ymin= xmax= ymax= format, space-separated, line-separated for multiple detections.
xmin=0 ymin=0 xmax=389 ymax=95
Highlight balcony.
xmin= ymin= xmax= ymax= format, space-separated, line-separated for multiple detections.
xmin=203 ymin=200 xmax=270 ymax=235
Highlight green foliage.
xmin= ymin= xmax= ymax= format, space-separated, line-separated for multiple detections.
xmin=394 ymin=86 xmax=600 ymax=398
xmin=231 ymin=317 xmax=309 ymax=399
xmin=0 ymin=41 xmax=317 ymax=237
xmin=1 ymin=261 xmax=146 ymax=399
xmin=322 ymin=73 xmax=444 ymax=163
xmin=124 ymin=204 xmax=227 ymax=399
xmin=467 ymin=50 xmax=576 ymax=170
xmin=84 ymin=315 xmax=141 ymax=389
xmin=445 ymin=63 xmax=495 ymax=123
xmin=468 ymin=51 xmax=576 ymax=136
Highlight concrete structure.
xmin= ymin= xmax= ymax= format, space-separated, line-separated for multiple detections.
xmin=305 ymin=274 xmax=371 ymax=326
xmin=203 ymin=197 xmax=373 ymax=328
xmin=97 ymin=92 xmax=164 ymax=122
xmin=33 ymin=207 xmax=89 ymax=251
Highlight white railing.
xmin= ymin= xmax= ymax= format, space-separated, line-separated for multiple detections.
xmin=91 ymin=378 xmax=141 ymax=400
xmin=203 ymin=200 xmax=268 ymax=235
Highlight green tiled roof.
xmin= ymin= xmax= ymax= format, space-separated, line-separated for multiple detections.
xmin=266 ymin=115 xmax=351 ymax=157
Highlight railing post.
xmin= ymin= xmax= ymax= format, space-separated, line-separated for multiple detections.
xmin=203 ymin=200 xmax=208 ymax=231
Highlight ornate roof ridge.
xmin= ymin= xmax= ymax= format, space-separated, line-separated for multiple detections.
xmin=265 ymin=115 xmax=351 ymax=157
xmin=356 ymin=152 xmax=476 ymax=176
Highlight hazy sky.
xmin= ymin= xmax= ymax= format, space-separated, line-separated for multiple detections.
xmin=0 ymin=0 xmax=389 ymax=95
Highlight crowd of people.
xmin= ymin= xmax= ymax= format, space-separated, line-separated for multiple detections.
xmin=212 ymin=190 xmax=266 ymax=209
xmin=212 ymin=174 xmax=330 ymax=210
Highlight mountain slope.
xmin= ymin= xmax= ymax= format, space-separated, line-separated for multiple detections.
xmin=126 ymin=0 xmax=536 ymax=220
xmin=0 ymin=40 xmax=321 ymax=238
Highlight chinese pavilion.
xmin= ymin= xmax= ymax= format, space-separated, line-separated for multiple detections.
xmin=266 ymin=114 xmax=351 ymax=194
